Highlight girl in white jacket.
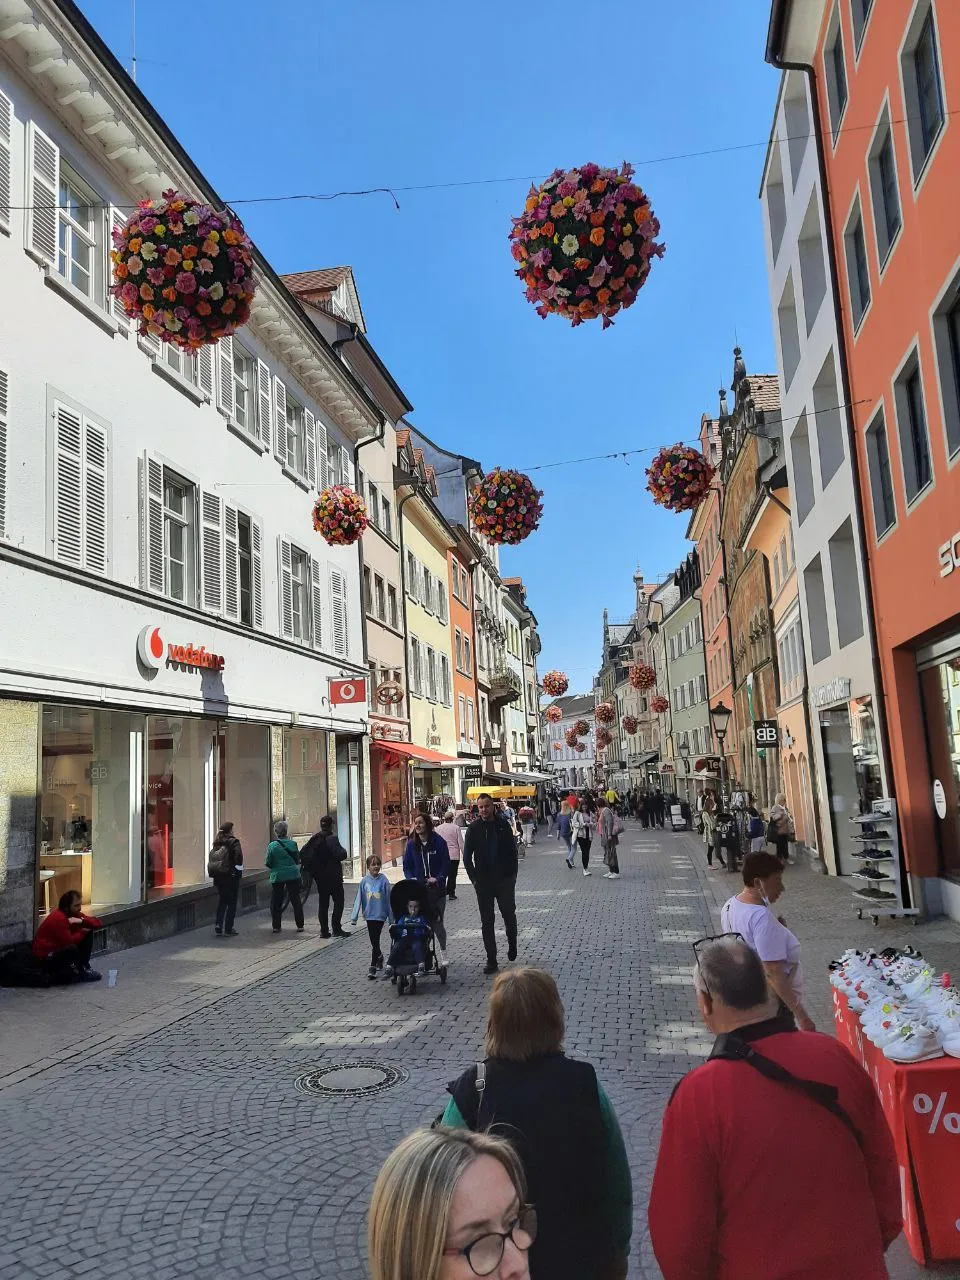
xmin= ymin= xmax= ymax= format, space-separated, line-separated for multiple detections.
xmin=570 ymin=802 xmax=597 ymax=876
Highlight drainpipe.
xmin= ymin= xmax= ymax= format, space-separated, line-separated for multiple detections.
xmin=767 ymin=43 xmax=901 ymax=897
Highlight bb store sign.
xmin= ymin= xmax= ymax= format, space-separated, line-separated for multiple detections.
xmin=137 ymin=625 xmax=226 ymax=675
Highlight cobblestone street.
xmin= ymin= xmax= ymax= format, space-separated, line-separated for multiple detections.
xmin=2 ymin=824 xmax=958 ymax=1279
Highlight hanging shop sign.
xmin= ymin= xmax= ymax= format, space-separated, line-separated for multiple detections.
xmin=812 ymin=676 xmax=851 ymax=708
xmin=933 ymin=779 xmax=947 ymax=820
xmin=137 ymin=625 xmax=225 ymax=673
xmin=462 ymin=764 xmax=483 ymax=783
xmin=329 ymin=678 xmax=366 ymax=706
xmin=753 ymin=719 xmax=780 ymax=748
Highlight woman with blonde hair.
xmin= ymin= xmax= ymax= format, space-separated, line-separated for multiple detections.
xmin=439 ymin=967 xmax=632 ymax=1279
xmin=368 ymin=1127 xmax=534 ymax=1280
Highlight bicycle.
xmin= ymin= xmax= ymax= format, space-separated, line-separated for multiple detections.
xmin=281 ymin=865 xmax=314 ymax=915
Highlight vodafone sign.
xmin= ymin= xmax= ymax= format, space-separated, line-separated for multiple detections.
xmin=330 ymin=678 xmax=365 ymax=705
xmin=137 ymin=625 xmax=226 ymax=674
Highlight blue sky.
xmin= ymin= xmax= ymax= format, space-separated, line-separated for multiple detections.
xmin=79 ymin=0 xmax=780 ymax=692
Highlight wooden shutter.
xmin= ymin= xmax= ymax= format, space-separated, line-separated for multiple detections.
xmin=223 ymin=503 xmax=240 ymax=620
xmin=108 ymin=208 xmax=130 ymax=326
xmin=256 ymin=359 xmax=272 ymax=447
xmin=142 ymin=452 xmax=165 ymax=593
xmin=53 ymin=403 xmax=83 ymax=566
xmin=329 ymin=566 xmax=347 ymax=657
xmin=273 ymin=376 xmax=288 ymax=464
xmin=304 ymin=409 xmax=317 ymax=488
xmin=251 ymin=519 xmax=264 ymax=629
xmin=200 ymin=490 xmax=223 ymax=613
xmin=310 ymin=556 xmax=325 ymax=651
xmin=278 ymin=538 xmax=293 ymax=638
xmin=217 ymin=334 xmax=235 ymax=416
xmin=25 ymin=121 xmax=58 ymax=265
xmin=0 ymin=89 xmax=13 ymax=232
xmin=196 ymin=346 xmax=214 ymax=400
xmin=0 ymin=368 xmax=7 ymax=538
xmin=315 ymin=418 xmax=330 ymax=489
xmin=84 ymin=420 xmax=108 ymax=574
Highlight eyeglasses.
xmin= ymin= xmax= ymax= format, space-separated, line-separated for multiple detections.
xmin=442 ymin=1206 xmax=538 ymax=1276
xmin=692 ymin=931 xmax=744 ymax=995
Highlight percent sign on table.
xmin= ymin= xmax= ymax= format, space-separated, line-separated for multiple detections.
xmin=912 ymin=1091 xmax=960 ymax=1135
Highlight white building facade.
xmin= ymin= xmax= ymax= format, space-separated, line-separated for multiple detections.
xmin=761 ymin=69 xmax=888 ymax=876
xmin=543 ymin=694 xmax=596 ymax=788
xmin=0 ymin=1 xmax=374 ymax=946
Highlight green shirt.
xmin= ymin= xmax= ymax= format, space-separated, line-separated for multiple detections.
xmin=440 ymin=1080 xmax=633 ymax=1256
xmin=264 ymin=838 xmax=301 ymax=883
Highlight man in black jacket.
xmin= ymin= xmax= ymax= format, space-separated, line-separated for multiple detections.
xmin=300 ymin=815 xmax=351 ymax=938
xmin=463 ymin=792 xmax=519 ymax=974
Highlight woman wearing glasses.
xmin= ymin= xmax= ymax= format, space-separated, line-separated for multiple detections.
xmin=438 ymin=967 xmax=632 ymax=1279
xmin=368 ymin=1128 xmax=535 ymax=1279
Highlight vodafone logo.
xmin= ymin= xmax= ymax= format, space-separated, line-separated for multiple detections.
xmin=137 ymin=625 xmax=165 ymax=670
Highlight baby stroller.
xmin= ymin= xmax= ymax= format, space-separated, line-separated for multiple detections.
xmin=387 ymin=878 xmax=448 ymax=995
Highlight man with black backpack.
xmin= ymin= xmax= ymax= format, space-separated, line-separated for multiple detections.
xmin=648 ymin=936 xmax=901 ymax=1279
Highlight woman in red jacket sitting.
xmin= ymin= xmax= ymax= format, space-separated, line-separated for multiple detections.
xmin=33 ymin=891 xmax=103 ymax=982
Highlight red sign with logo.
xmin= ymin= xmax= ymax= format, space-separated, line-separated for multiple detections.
xmin=330 ymin=678 xmax=365 ymax=705
xmin=137 ymin=625 xmax=225 ymax=674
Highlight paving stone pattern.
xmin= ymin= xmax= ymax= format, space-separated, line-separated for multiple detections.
xmin=1 ymin=825 xmax=957 ymax=1278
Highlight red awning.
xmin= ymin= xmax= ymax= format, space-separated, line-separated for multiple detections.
xmin=371 ymin=741 xmax=461 ymax=766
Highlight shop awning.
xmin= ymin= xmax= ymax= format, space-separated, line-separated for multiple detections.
xmin=637 ymin=751 xmax=659 ymax=765
xmin=371 ymin=741 xmax=461 ymax=766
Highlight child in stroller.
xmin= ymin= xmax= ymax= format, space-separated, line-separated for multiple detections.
xmin=385 ymin=879 xmax=448 ymax=994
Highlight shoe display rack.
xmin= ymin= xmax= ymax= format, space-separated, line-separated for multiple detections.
xmin=849 ymin=798 xmax=919 ymax=924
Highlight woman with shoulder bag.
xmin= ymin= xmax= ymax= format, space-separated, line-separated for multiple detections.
xmin=570 ymin=800 xmax=596 ymax=877
xmin=208 ymin=820 xmax=243 ymax=937
xmin=767 ymin=792 xmax=795 ymax=864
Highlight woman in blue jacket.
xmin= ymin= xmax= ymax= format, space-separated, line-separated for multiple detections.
xmin=402 ymin=812 xmax=451 ymax=960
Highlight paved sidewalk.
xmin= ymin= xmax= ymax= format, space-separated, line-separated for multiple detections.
xmin=0 ymin=825 xmax=957 ymax=1279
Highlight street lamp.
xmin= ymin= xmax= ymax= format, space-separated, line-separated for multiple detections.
xmin=709 ymin=701 xmax=732 ymax=809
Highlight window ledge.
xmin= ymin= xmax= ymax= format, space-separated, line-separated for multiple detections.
xmin=151 ymin=359 xmax=209 ymax=405
xmin=223 ymin=413 xmax=267 ymax=454
xmin=282 ymin=466 xmax=311 ymax=492
xmin=43 ymin=271 xmax=120 ymax=337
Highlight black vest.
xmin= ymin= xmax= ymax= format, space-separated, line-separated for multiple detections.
xmin=448 ymin=1054 xmax=613 ymax=1280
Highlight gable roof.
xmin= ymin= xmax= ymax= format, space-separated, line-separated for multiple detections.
xmin=281 ymin=266 xmax=366 ymax=333
xmin=745 ymin=374 xmax=781 ymax=415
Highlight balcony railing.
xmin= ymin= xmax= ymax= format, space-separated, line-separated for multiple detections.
xmin=489 ymin=662 xmax=523 ymax=706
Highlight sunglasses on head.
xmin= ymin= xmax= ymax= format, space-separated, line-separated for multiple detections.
xmin=692 ymin=931 xmax=745 ymax=995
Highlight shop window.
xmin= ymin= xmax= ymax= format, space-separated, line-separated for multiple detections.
xmin=893 ymin=353 xmax=933 ymax=503
xmin=828 ymin=518 xmax=864 ymax=648
xmin=813 ymin=349 xmax=845 ymax=488
xmin=864 ymin=406 xmax=896 ymax=537
xmin=145 ymin=716 xmax=213 ymax=899
xmin=282 ymin=727 xmax=329 ymax=845
xmin=843 ymin=195 xmax=871 ymax=332
xmin=824 ymin=6 xmax=848 ymax=141
xmin=901 ymin=3 xmax=945 ymax=182
xmin=868 ymin=110 xmax=902 ymax=267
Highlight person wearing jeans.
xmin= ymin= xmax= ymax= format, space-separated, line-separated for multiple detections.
xmin=463 ymin=793 xmax=520 ymax=975
xmin=351 ymin=854 xmax=392 ymax=978
xmin=557 ymin=802 xmax=574 ymax=867
xmin=597 ymin=799 xmax=621 ymax=879
xmin=300 ymin=815 xmax=351 ymax=938
xmin=265 ymin=820 xmax=304 ymax=933
xmin=571 ymin=801 xmax=596 ymax=877
xmin=209 ymin=820 xmax=243 ymax=936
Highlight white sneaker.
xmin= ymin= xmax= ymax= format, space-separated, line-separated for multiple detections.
xmin=583 ymin=869 xmax=591 ymax=877
xmin=883 ymin=1021 xmax=943 ymax=1063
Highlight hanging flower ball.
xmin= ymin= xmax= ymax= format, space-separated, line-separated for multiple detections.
xmin=552 ymin=741 xmax=563 ymax=752
xmin=574 ymin=741 xmax=586 ymax=753
xmin=629 ymin=662 xmax=656 ymax=692
xmin=595 ymin=702 xmax=615 ymax=725
xmin=596 ymin=727 xmax=613 ymax=749
xmin=469 ymin=469 xmax=544 ymax=546
xmin=622 ymin=715 xmax=639 ymax=735
xmin=651 ymin=695 xmax=670 ymax=714
xmin=509 ymin=162 xmax=665 ymax=329
xmin=646 ymin=444 xmax=715 ymax=514
xmin=564 ymin=728 xmax=580 ymax=748
xmin=573 ymin=719 xmax=591 ymax=737
xmin=542 ymin=670 xmax=569 ymax=697
xmin=545 ymin=705 xmax=563 ymax=723
xmin=110 ymin=190 xmax=256 ymax=349
xmin=312 ymin=485 xmax=370 ymax=547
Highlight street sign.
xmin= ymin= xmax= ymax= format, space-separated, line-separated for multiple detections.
xmin=753 ymin=719 xmax=780 ymax=748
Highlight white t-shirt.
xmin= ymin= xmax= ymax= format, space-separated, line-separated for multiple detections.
xmin=720 ymin=895 xmax=804 ymax=1002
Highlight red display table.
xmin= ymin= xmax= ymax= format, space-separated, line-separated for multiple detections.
xmin=833 ymin=989 xmax=960 ymax=1265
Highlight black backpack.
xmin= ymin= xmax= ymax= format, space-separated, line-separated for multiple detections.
xmin=207 ymin=842 xmax=233 ymax=877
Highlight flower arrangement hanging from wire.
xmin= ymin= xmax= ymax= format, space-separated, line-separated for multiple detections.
xmin=541 ymin=670 xmax=569 ymax=697
xmin=552 ymin=741 xmax=563 ymax=752
xmin=646 ymin=444 xmax=715 ymax=514
xmin=573 ymin=719 xmax=591 ymax=737
xmin=594 ymin=702 xmax=615 ymax=725
xmin=509 ymin=162 xmax=665 ymax=328
xmin=312 ymin=485 xmax=370 ymax=547
xmin=595 ymin=727 xmax=613 ymax=749
xmin=545 ymin=705 xmax=563 ymax=723
xmin=651 ymin=695 xmax=670 ymax=714
xmin=564 ymin=728 xmax=580 ymax=749
xmin=622 ymin=715 xmax=638 ymax=736
xmin=110 ymin=190 xmax=256 ymax=349
xmin=629 ymin=662 xmax=656 ymax=692
xmin=574 ymin=741 xmax=586 ymax=753
xmin=469 ymin=469 xmax=543 ymax=546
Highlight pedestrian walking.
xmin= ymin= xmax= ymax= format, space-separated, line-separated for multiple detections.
xmin=350 ymin=853 xmax=392 ymax=978
xmin=768 ymin=792 xmax=795 ymax=863
xmin=747 ymin=804 xmax=766 ymax=853
xmin=369 ymin=1128 xmax=534 ymax=1280
xmin=557 ymin=801 xmax=575 ymax=867
xmin=570 ymin=799 xmax=596 ymax=876
xmin=300 ymin=815 xmax=351 ymax=938
xmin=651 ymin=791 xmax=666 ymax=828
xmin=648 ymin=936 xmax=901 ymax=1280
xmin=265 ymin=820 xmax=304 ymax=933
xmin=463 ymin=792 xmax=520 ymax=975
xmin=518 ymin=803 xmax=536 ymax=848
xmin=435 ymin=808 xmax=464 ymax=901
xmin=700 ymin=790 xmax=723 ymax=868
xmin=597 ymin=798 xmax=622 ymax=879
xmin=637 ymin=792 xmax=649 ymax=829
xmin=440 ymin=967 xmax=632 ymax=1280
xmin=546 ymin=790 xmax=559 ymax=834
xmin=207 ymin=820 xmax=243 ymax=936
xmin=403 ymin=812 xmax=451 ymax=962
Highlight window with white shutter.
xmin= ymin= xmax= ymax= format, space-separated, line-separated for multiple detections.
xmin=107 ymin=207 xmax=129 ymax=326
xmin=406 ymin=551 xmax=419 ymax=602
xmin=422 ymin=567 xmax=433 ymax=613
xmin=441 ymin=654 xmax=452 ymax=705
xmin=200 ymin=490 xmax=223 ymax=613
xmin=26 ymin=122 xmax=58 ymax=265
xmin=196 ymin=346 xmax=214 ymax=401
xmin=141 ymin=452 xmax=164 ymax=592
xmin=273 ymin=377 xmax=288 ymax=464
xmin=84 ymin=422 xmax=108 ymax=574
xmin=410 ymin=637 xmax=421 ymax=696
xmin=329 ymin=566 xmax=347 ymax=657
xmin=315 ymin=419 xmax=330 ymax=489
xmin=340 ymin=447 xmax=354 ymax=488
xmin=278 ymin=538 xmax=293 ymax=638
xmin=217 ymin=335 xmax=235 ymax=417
xmin=251 ymin=518 xmax=264 ymax=629
xmin=0 ymin=89 xmax=11 ymax=232
xmin=256 ymin=359 xmax=272 ymax=448
xmin=310 ymin=557 xmax=325 ymax=651
xmin=224 ymin=503 xmax=240 ymax=621
xmin=0 ymin=368 xmax=7 ymax=539
xmin=305 ymin=409 xmax=317 ymax=488
xmin=52 ymin=401 xmax=110 ymax=574
xmin=437 ymin=581 xmax=448 ymax=624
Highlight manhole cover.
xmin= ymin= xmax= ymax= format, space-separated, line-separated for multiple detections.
xmin=295 ymin=1060 xmax=408 ymax=1099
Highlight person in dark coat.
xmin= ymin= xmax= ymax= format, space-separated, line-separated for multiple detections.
xmin=441 ymin=968 xmax=632 ymax=1280
xmin=209 ymin=820 xmax=243 ymax=936
xmin=402 ymin=812 xmax=451 ymax=959
xmin=463 ymin=792 xmax=520 ymax=975
xmin=300 ymin=815 xmax=351 ymax=938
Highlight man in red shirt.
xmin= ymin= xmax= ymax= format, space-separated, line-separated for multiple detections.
xmin=32 ymin=890 xmax=103 ymax=983
xmin=648 ymin=935 xmax=901 ymax=1280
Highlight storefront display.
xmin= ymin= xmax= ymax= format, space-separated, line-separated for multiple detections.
xmin=818 ymin=694 xmax=883 ymax=874
xmin=919 ymin=648 xmax=960 ymax=881
xmin=282 ymin=727 xmax=329 ymax=844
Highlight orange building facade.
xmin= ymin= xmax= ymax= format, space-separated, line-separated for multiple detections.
xmin=449 ymin=533 xmax=482 ymax=791
xmin=769 ymin=0 xmax=960 ymax=916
